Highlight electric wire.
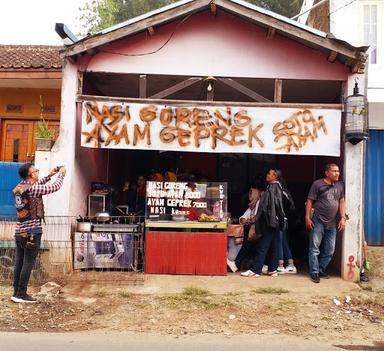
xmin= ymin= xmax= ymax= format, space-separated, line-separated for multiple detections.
xmin=329 ymin=0 xmax=358 ymax=16
xmin=99 ymin=11 xmax=196 ymax=57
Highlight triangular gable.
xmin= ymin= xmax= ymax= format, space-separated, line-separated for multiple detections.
xmin=62 ymin=0 xmax=368 ymax=72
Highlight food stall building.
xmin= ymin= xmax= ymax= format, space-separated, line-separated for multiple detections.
xmin=39 ymin=0 xmax=368 ymax=280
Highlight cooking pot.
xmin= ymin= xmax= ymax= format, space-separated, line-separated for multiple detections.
xmin=95 ymin=212 xmax=110 ymax=223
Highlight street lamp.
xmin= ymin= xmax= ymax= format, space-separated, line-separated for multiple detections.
xmin=345 ymin=80 xmax=368 ymax=145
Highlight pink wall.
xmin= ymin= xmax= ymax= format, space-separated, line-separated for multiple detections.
xmin=80 ymin=11 xmax=349 ymax=81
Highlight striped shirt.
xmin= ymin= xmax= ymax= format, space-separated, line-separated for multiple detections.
xmin=14 ymin=173 xmax=65 ymax=235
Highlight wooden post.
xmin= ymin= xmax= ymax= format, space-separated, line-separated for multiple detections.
xmin=274 ymin=79 xmax=282 ymax=103
xmin=139 ymin=74 xmax=147 ymax=98
xmin=77 ymin=71 xmax=83 ymax=95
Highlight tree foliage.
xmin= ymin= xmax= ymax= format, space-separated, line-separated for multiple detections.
xmin=79 ymin=0 xmax=303 ymax=36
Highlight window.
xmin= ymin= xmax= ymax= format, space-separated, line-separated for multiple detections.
xmin=363 ymin=4 xmax=378 ymax=64
xmin=6 ymin=104 xmax=23 ymax=113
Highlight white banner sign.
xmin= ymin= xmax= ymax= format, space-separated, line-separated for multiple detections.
xmin=81 ymin=100 xmax=341 ymax=156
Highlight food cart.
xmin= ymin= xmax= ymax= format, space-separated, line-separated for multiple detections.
xmin=145 ymin=181 xmax=228 ymax=275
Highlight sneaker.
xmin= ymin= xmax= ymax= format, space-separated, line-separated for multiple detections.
xmin=319 ymin=270 xmax=330 ymax=279
xmin=310 ymin=273 xmax=320 ymax=283
xmin=240 ymin=270 xmax=260 ymax=277
xmin=285 ymin=265 xmax=297 ymax=274
xmin=226 ymin=258 xmax=238 ymax=273
xmin=262 ymin=265 xmax=268 ymax=275
xmin=268 ymin=270 xmax=278 ymax=277
xmin=11 ymin=296 xmax=23 ymax=303
xmin=11 ymin=294 xmax=39 ymax=304
xmin=277 ymin=266 xmax=286 ymax=274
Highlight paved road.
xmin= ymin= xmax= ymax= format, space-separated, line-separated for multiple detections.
xmin=0 ymin=331 xmax=357 ymax=351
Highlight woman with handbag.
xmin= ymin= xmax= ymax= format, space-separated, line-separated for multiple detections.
xmin=226 ymin=185 xmax=263 ymax=272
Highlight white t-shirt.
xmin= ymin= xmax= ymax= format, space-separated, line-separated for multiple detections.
xmin=240 ymin=200 xmax=260 ymax=221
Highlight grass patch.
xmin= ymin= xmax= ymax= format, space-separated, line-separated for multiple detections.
xmin=118 ymin=290 xmax=133 ymax=298
xmin=225 ymin=291 xmax=244 ymax=297
xmin=252 ymin=287 xmax=290 ymax=295
xmin=358 ymin=283 xmax=373 ymax=291
xmin=264 ymin=299 xmax=298 ymax=314
xmin=94 ymin=289 xmax=108 ymax=298
xmin=159 ymin=286 xmax=233 ymax=309
xmin=182 ymin=287 xmax=209 ymax=297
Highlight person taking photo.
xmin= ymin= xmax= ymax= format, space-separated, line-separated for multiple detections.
xmin=12 ymin=163 xmax=66 ymax=303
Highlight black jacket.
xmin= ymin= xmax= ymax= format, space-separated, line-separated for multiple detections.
xmin=281 ymin=186 xmax=295 ymax=215
xmin=256 ymin=182 xmax=285 ymax=235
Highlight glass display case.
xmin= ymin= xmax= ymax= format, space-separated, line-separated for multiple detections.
xmin=145 ymin=181 xmax=228 ymax=229
xmin=87 ymin=194 xmax=112 ymax=217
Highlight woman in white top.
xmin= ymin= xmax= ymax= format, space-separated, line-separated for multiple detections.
xmin=227 ymin=187 xmax=262 ymax=273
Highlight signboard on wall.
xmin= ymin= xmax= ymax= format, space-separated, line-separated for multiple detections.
xmin=81 ymin=100 xmax=342 ymax=156
xmin=146 ymin=181 xmax=227 ymax=222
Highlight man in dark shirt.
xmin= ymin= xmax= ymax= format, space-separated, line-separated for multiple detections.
xmin=305 ymin=163 xmax=346 ymax=283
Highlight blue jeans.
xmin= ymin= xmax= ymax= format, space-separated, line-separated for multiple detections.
xmin=250 ymin=227 xmax=280 ymax=274
xmin=278 ymin=229 xmax=293 ymax=261
xmin=308 ymin=215 xmax=337 ymax=274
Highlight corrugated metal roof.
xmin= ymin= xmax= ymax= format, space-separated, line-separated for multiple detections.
xmin=364 ymin=130 xmax=384 ymax=245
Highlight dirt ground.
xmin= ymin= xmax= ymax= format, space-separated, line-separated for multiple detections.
xmin=1 ymin=247 xmax=383 ymax=346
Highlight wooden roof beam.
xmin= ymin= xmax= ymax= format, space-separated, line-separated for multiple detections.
xmin=78 ymin=94 xmax=342 ymax=109
xmin=266 ymin=27 xmax=276 ymax=40
xmin=63 ymin=0 xmax=210 ymax=58
xmin=210 ymin=2 xmax=217 ymax=15
xmin=149 ymin=77 xmax=203 ymax=99
xmin=327 ymin=50 xmax=338 ymax=63
xmin=218 ymin=77 xmax=271 ymax=102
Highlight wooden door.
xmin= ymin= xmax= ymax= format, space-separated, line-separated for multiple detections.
xmin=0 ymin=120 xmax=34 ymax=162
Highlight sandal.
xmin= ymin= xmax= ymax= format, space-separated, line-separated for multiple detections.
xmin=268 ymin=271 xmax=278 ymax=277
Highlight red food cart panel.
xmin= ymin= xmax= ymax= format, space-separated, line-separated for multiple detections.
xmin=145 ymin=231 xmax=227 ymax=275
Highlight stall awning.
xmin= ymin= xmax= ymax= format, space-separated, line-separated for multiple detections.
xmin=79 ymin=96 xmax=342 ymax=156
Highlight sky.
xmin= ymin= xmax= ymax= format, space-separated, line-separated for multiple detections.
xmin=0 ymin=0 xmax=89 ymax=45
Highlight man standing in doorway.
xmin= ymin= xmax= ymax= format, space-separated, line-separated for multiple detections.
xmin=12 ymin=163 xmax=66 ymax=303
xmin=305 ymin=163 xmax=346 ymax=283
